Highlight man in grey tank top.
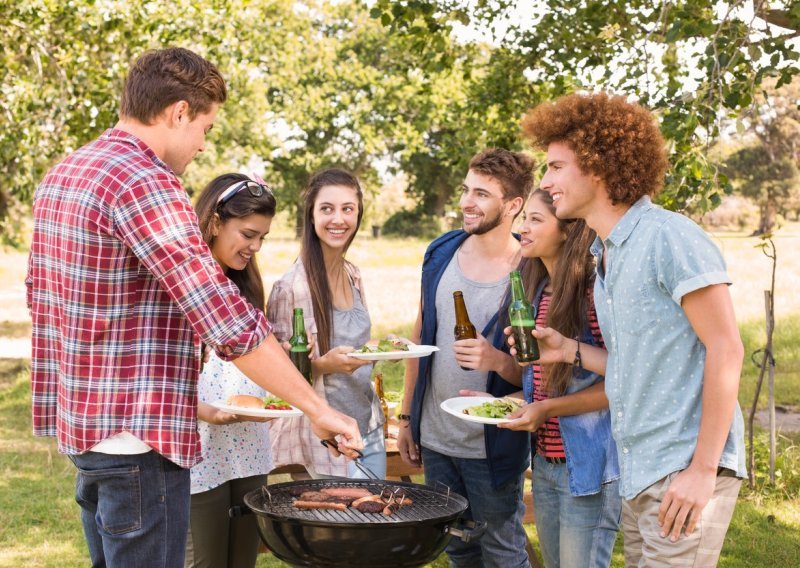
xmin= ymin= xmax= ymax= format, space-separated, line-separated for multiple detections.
xmin=398 ymin=149 xmax=535 ymax=568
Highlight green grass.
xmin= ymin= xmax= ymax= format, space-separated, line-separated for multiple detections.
xmin=3 ymin=363 xmax=798 ymax=567
xmin=739 ymin=314 xmax=800 ymax=408
xmin=4 ymin=228 xmax=800 ymax=566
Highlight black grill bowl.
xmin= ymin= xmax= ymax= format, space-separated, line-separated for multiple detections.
xmin=241 ymin=479 xmax=482 ymax=567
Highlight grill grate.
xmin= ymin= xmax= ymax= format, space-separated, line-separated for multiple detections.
xmin=250 ymin=479 xmax=466 ymax=524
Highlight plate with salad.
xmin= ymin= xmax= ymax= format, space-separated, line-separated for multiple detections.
xmin=440 ymin=396 xmax=524 ymax=425
xmin=347 ymin=338 xmax=439 ymax=361
xmin=211 ymin=395 xmax=303 ymax=418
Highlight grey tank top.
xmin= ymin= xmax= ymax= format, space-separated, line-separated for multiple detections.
xmin=325 ymin=285 xmax=382 ymax=435
xmin=420 ymin=252 xmax=509 ymax=458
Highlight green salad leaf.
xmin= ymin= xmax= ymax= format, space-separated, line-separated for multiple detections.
xmin=463 ymin=398 xmax=522 ymax=419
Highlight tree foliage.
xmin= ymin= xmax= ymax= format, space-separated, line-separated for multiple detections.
xmin=724 ymin=78 xmax=800 ymax=234
xmin=0 ymin=0 xmax=477 ymax=243
xmin=370 ymin=0 xmax=800 ymax=212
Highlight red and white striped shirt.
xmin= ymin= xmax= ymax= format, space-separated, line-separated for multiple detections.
xmin=26 ymin=128 xmax=270 ymax=468
xmin=533 ymin=290 xmax=604 ymax=459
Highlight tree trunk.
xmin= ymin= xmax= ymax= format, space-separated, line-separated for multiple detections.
xmin=754 ymin=200 xmax=777 ymax=235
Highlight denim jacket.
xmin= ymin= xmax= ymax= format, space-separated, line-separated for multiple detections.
xmin=523 ymin=278 xmax=620 ymax=497
xmin=409 ymin=230 xmax=530 ymax=490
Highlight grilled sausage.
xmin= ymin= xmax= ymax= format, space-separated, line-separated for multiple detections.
xmin=320 ymin=487 xmax=373 ymax=499
xmin=293 ymin=500 xmax=348 ymax=511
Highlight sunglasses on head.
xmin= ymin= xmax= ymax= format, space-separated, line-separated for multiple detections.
xmin=216 ymin=179 xmax=272 ymax=207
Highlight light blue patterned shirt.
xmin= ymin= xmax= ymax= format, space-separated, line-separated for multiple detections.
xmin=591 ymin=196 xmax=746 ymax=499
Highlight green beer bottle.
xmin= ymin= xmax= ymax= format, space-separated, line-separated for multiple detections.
xmin=289 ymin=307 xmax=313 ymax=385
xmin=508 ymin=271 xmax=539 ymax=363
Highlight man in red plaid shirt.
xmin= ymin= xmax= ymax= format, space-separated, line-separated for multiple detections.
xmin=26 ymin=47 xmax=361 ymax=567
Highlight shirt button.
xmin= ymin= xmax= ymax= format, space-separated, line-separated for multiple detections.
xmin=606 ymin=299 xmax=612 ymax=304
xmin=617 ymin=411 xmax=623 ymax=417
xmin=622 ymin=447 xmax=629 ymax=454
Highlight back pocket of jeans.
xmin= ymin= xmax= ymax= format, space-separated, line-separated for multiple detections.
xmin=78 ymin=465 xmax=142 ymax=535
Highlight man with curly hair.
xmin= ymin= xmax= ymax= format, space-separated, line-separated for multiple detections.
xmin=521 ymin=92 xmax=746 ymax=567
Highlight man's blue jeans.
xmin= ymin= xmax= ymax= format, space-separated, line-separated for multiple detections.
xmin=69 ymin=450 xmax=190 ymax=568
xmin=421 ymin=447 xmax=531 ymax=568
xmin=532 ymin=454 xmax=621 ymax=568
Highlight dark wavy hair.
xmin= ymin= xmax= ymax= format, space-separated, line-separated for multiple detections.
xmin=120 ymin=47 xmax=227 ymax=124
xmin=521 ymin=92 xmax=668 ymax=204
xmin=194 ymin=173 xmax=276 ymax=314
xmin=519 ymin=190 xmax=597 ymax=395
xmin=300 ymin=168 xmax=364 ymax=356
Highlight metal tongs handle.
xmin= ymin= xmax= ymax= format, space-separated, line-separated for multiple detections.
xmin=320 ymin=439 xmax=380 ymax=480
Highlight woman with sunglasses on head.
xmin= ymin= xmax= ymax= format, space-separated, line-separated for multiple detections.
xmin=469 ymin=189 xmax=621 ymax=567
xmin=267 ymin=168 xmax=384 ymax=479
xmin=185 ymin=173 xmax=276 ymax=568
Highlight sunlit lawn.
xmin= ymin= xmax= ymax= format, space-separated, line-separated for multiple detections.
xmin=2 ymin=224 xmax=800 ymax=566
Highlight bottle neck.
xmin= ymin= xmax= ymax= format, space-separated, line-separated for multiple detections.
xmin=510 ymin=275 xmax=526 ymax=302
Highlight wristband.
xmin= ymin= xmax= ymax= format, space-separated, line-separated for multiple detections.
xmin=572 ymin=338 xmax=582 ymax=377
xmin=397 ymin=413 xmax=412 ymax=422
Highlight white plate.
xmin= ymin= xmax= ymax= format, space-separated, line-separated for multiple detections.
xmin=347 ymin=344 xmax=439 ymax=361
xmin=440 ymin=396 xmax=520 ymax=425
xmin=210 ymin=399 xmax=303 ymax=418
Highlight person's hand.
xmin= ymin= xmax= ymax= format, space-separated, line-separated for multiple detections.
xmin=503 ymin=326 xmax=532 ymax=367
xmin=396 ymin=420 xmax=422 ymax=467
xmin=458 ymin=389 xmax=492 ymax=398
xmin=308 ymin=406 xmax=363 ymax=459
xmin=453 ymin=335 xmax=502 ymax=372
xmin=317 ymin=345 xmax=372 ymax=374
xmin=497 ymin=401 xmax=548 ymax=432
xmin=208 ymin=409 xmax=273 ymax=425
xmin=657 ymin=466 xmax=717 ymax=541
xmin=281 ymin=333 xmax=317 ymax=358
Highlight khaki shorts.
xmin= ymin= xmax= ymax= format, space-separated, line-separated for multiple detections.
xmin=621 ymin=469 xmax=741 ymax=567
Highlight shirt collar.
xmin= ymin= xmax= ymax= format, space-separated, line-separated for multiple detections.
xmin=604 ymin=195 xmax=654 ymax=247
xmin=100 ymin=128 xmax=173 ymax=173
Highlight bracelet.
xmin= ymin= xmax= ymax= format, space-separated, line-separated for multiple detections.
xmin=572 ymin=338 xmax=582 ymax=369
xmin=397 ymin=413 xmax=412 ymax=422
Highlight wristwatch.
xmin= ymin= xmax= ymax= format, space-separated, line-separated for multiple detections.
xmin=396 ymin=413 xmax=411 ymax=422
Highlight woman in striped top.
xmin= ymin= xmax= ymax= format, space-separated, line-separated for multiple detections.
xmin=501 ymin=189 xmax=621 ymax=568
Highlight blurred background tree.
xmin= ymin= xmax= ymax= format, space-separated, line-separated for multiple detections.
xmin=370 ymin=0 xmax=799 ymax=214
xmin=1 ymin=0 xmax=798 ymax=245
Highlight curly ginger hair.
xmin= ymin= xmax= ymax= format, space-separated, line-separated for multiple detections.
xmin=521 ymin=92 xmax=668 ymax=205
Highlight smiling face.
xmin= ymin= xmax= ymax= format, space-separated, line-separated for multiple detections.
xmin=460 ymin=170 xmax=516 ymax=236
xmin=518 ymin=192 xmax=565 ymax=266
xmin=539 ymin=141 xmax=601 ymax=221
xmin=312 ymin=184 xmax=360 ymax=253
xmin=210 ymin=212 xmax=272 ymax=272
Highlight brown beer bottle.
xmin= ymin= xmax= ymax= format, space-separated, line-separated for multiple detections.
xmin=453 ymin=291 xmax=477 ymax=371
xmin=374 ymin=372 xmax=389 ymax=438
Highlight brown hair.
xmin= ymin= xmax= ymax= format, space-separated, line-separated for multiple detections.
xmin=519 ymin=190 xmax=597 ymax=395
xmin=120 ymin=47 xmax=227 ymax=124
xmin=300 ymin=168 xmax=364 ymax=356
xmin=194 ymin=173 xmax=276 ymax=314
xmin=521 ymin=92 xmax=668 ymax=205
xmin=468 ymin=148 xmax=535 ymax=204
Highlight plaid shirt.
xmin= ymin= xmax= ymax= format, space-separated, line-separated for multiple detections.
xmin=26 ymin=128 xmax=270 ymax=468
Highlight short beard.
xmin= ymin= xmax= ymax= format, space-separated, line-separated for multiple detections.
xmin=464 ymin=209 xmax=504 ymax=236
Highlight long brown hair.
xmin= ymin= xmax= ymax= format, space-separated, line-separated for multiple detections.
xmin=300 ymin=168 xmax=364 ymax=355
xmin=519 ymin=190 xmax=596 ymax=395
xmin=194 ymin=173 xmax=276 ymax=314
